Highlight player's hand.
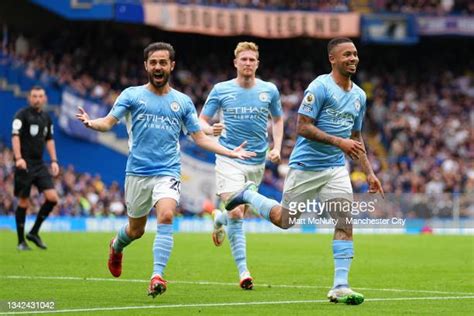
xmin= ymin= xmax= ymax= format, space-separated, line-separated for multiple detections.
xmin=367 ymin=173 xmax=384 ymax=199
xmin=15 ymin=158 xmax=27 ymax=170
xmin=51 ymin=161 xmax=60 ymax=177
xmin=75 ymin=107 xmax=93 ymax=128
xmin=339 ymin=138 xmax=365 ymax=160
xmin=230 ymin=141 xmax=257 ymax=160
xmin=210 ymin=123 xmax=225 ymax=136
xmin=267 ymin=148 xmax=281 ymax=164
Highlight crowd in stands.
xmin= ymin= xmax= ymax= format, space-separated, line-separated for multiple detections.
xmin=142 ymin=0 xmax=350 ymax=12
xmin=380 ymin=0 xmax=474 ymax=15
xmin=0 ymin=27 xmax=473 ymax=218
xmin=0 ymin=143 xmax=127 ymax=217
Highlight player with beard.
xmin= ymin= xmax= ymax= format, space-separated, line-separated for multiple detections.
xmin=223 ymin=38 xmax=384 ymax=305
xmin=76 ymin=42 xmax=256 ymax=298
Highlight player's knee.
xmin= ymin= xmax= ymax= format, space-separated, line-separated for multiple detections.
xmin=271 ymin=208 xmax=294 ymax=229
xmin=228 ymin=207 xmax=244 ymax=219
xmin=334 ymin=227 xmax=352 ymax=240
xmin=46 ymin=198 xmax=58 ymax=206
xmin=158 ymin=209 xmax=174 ymax=224
xmin=279 ymin=220 xmax=295 ymax=230
xmin=128 ymin=227 xmax=145 ymax=239
xmin=44 ymin=191 xmax=59 ymax=204
xmin=18 ymin=198 xmax=29 ymax=208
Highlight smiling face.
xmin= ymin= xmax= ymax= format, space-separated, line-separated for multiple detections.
xmin=329 ymin=42 xmax=359 ymax=78
xmin=144 ymin=50 xmax=175 ymax=89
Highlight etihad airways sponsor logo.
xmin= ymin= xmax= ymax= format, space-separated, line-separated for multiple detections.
xmin=225 ymin=106 xmax=269 ymax=116
xmin=325 ymin=108 xmax=355 ymax=127
xmin=137 ymin=113 xmax=180 ymax=130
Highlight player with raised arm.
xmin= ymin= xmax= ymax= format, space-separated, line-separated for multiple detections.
xmin=223 ymin=38 xmax=384 ymax=305
xmin=199 ymin=41 xmax=283 ymax=289
xmin=76 ymin=42 xmax=255 ymax=298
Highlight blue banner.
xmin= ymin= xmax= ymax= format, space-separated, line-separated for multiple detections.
xmin=31 ymin=0 xmax=114 ymax=20
xmin=361 ymin=14 xmax=418 ymax=44
xmin=114 ymin=3 xmax=144 ymax=24
xmin=417 ymin=16 xmax=474 ymax=36
xmin=58 ymin=89 xmax=109 ymax=142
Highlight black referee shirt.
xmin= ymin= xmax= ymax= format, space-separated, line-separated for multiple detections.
xmin=12 ymin=106 xmax=54 ymax=164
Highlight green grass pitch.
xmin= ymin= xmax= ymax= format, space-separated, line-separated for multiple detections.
xmin=0 ymin=231 xmax=473 ymax=315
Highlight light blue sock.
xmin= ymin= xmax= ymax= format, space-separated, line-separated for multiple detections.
xmin=153 ymin=224 xmax=174 ymax=277
xmin=242 ymin=190 xmax=279 ymax=220
xmin=333 ymin=240 xmax=354 ymax=288
xmin=215 ymin=211 xmax=228 ymax=226
xmin=113 ymin=225 xmax=132 ymax=253
xmin=228 ymin=219 xmax=248 ymax=276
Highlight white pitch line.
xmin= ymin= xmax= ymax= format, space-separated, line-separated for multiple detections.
xmin=2 ymin=275 xmax=474 ymax=296
xmin=1 ymin=296 xmax=474 ymax=315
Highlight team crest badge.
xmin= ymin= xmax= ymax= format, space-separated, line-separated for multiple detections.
xmin=170 ymin=102 xmax=180 ymax=112
xmin=354 ymin=99 xmax=361 ymax=112
xmin=30 ymin=124 xmax=39 ymax=136
xmin=259 ymin=92 xmax=269 ymax=102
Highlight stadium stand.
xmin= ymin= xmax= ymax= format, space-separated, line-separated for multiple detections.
xmin=0 ymin=0 xmax=472 ymax=220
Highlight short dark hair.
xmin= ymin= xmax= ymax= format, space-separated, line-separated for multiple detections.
xmin=29 ymin=85 xmax=45 ymax=94
xmin=327 ymin=37 xmax=353 ymax=56
xmin=144 ymin=42 xmax=175 ymax=62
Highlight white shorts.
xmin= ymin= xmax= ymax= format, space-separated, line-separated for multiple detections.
xmin=281 ymin=166 xmax=353 ymax=210
xmin=215 ymin=155 xmax=265 ymax=195
xmin=124 ymin=175 xmax=181 ymax=218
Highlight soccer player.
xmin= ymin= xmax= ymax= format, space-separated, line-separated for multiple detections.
xmin=12 ymin=86 xmax=60 ymax=251
xmin=75 ymin=42 xmax=255 ymax=298
xmin=199 ymin=41 xmax=283 ymax=290
xmin=224 ymin=37 xmax=384 ymax=305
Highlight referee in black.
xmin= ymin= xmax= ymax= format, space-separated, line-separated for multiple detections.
xmin=12 ymin=86 xmax=59 ymax=251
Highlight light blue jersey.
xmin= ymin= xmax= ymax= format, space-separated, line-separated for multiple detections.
xmin=202 ymin=79 xmax=282 ymax=165
xmin=110 ymin=85 xmax=201 ymax=177
xmin=289 ymin=74 xmax=367 ymax=171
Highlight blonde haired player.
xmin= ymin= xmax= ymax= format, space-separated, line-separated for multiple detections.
xmin=199 ymin=41 xmax=283 ymax=289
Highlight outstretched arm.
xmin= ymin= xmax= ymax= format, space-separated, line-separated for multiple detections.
xmin=190 ymin=130 xmax=255 ymax=160
xmin=75 ymin=107 xmax=118 ymax=132
xmin=351 ymin=130 xmax=384 ymax=198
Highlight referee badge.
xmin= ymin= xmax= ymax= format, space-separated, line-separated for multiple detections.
xmin=170 ymin=102 xmax=180 ymax=112
xmin=12 ymin=119 xmax=22 ymax=131
xmin=30 ymin=124 xmax=39 ymax=136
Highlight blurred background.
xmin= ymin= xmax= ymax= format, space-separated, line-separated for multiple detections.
xmin=0 ymin=0 xmax=472 ymax=233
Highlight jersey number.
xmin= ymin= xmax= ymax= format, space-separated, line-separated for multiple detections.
xmin=169 ymin=178 xmax=181 ymax=193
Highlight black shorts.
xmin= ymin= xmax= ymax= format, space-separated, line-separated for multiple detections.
xmin=14 ymin=164 xmax=54 ymax=198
